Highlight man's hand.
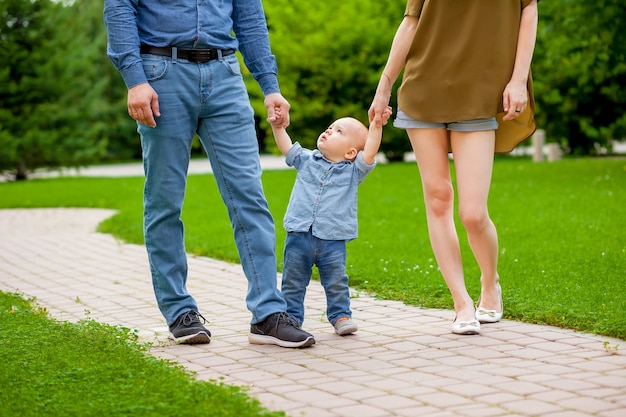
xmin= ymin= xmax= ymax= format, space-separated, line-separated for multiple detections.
xmin=266 ymin=102 xmax=293 ymax=157
xmin=265 ymin=92 xmax=291 ymax=129
xmin=128 ymin=83 xmax=160 ymax=127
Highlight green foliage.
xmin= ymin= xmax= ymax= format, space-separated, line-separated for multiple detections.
xmin=534 ymin=0 xmax=626 ymax=154
xmin=2 ymin=0 xmax=626 ymax=181
xmin=0 ymin=292 xmax=285 ymax=417
xmin=0 ymin=0 xmax=59 ymax=178
xmin=0 ymin=0 xmax=135 ymax=180
xmin=349 ymin=158 xmax=626 ymax=340
xmin=1 ymin=158 xmax=624 ymax=340
xmin=259 ymin=0 xmax=626 ymax=159
xmin=251 ymin=0 xmax=409 ymax=159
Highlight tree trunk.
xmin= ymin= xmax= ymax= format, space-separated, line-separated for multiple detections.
xmin=15 ymin=160 xmax=28 ymax=181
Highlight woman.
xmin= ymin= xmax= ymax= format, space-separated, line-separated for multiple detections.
xmin=369 ymin=0 xmax=539 ymax=334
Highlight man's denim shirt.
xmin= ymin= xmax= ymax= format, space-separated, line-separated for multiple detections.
xmin=103 ymin=0 xmax=279 ymax=94
xmin=284 ymin=142 xmax=375 ymax=241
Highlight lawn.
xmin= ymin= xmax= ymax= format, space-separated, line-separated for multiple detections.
xmin=1 ymin=157 xmax=624 ymax=340
xmin=0 ymin=292 xmax=285 ymax=417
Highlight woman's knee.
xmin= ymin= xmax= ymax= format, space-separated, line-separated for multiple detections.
xmin=458 ymin=206 xmax=489 ymax=233
xmin=425 ymin=183 xmax=454 ymax=217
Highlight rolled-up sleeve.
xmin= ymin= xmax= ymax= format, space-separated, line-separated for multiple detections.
xmin=285 ymin=142 xmax=305 ymax=168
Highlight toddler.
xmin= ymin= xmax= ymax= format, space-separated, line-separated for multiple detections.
xmin=269 ymin=107 xmax=391 ymax=335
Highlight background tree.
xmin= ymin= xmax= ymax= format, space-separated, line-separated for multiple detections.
xmin=0 ymin=0 xmax=132 ymax=180
xmin=255 ymin=0 xmax=626 ymax=160
xmin=0 ymin=0 xmax=59 ymax=179
xmin=1 ymin=0 xmax=625 ymax=181
xmin=532 ymin=0 xmax=626 ymax=154
xmin=246 ymin=0 xmax=409 ymax=160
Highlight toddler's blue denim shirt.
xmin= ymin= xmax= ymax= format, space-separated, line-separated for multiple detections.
xmin=283 ymin=142 xmax=375 ymax=241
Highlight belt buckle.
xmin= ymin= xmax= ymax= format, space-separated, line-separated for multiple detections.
xmin=187 ymin=49 xmax=213 ymax=63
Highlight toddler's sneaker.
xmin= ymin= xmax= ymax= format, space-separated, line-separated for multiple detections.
xmin=333 ymin=317 xmax=358 ymax=336
xmin=249 ymin=312 xmax=315 ymax=348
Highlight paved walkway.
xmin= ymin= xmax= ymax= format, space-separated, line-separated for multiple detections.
xmin=25 ymin=155 xmax=290 ymax=180
xmin=1 ymin=209 xmax=625 ymax=416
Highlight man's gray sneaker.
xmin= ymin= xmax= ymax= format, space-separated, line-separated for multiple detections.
xmin=249 ymin=312 xmax=315 ymax=348
xmin=169 ymin=310 xmax=211 ymax=344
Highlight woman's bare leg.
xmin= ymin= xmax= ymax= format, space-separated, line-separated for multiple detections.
xmin=407 ymin=128 xmax=475 ymax=323
xmin=450 ymin=130 xmax=501 ymax=311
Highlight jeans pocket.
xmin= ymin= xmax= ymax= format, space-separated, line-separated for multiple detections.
xmin=220 ymin=54 xmax=242 ymax=77
xmin=141 ymin=55 xmax=169 ymax=82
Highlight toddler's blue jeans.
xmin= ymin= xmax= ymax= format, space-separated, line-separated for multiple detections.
xmin=281 ymin=230 xmax=352 ymax=325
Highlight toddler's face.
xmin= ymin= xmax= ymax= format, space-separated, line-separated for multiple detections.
xmin=317 ymin=119 xmax=359 ymax=162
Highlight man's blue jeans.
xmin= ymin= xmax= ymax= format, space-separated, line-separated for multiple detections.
xmin=137 ymin=51 xmax=286 ymax=326
xmin=281 ymin=230 xmax=352 ymax=326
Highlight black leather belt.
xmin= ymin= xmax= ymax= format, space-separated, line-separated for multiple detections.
xmin=140 ymin=45 xmax=235 ymax=63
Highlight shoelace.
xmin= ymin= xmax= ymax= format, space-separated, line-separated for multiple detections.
xmin=275 ymin=312 xmax=300 ymax=328
xmin=180 ymin=311 xmax=207 ymax=326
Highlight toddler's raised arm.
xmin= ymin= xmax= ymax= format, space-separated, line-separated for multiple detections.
xmin=362 ymin=106 xmax=392 ymax=165
xmin=268 ymin=109 xmax=294 ymax=156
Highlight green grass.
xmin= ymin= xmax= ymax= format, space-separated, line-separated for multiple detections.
xmin=356 ymin=158 xmax=626 ymax=336
xmin=0 ymin=292 xmax=285 ymax=417
xmin=1 ymin=157 xmax=624 ymax=340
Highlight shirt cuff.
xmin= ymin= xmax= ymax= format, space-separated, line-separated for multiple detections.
xmin=120 ymin=62 xmax=148 ymax=89
xmin=257 ymin=74 xmax=280 ymax=96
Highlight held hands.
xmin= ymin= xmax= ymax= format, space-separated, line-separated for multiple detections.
xmin=265 ymin=94 xmax=293 ymax=156
xmin=266 ymin=107 xmax=284 ymax=128
xmin=265 ymin=92 xmax=291 ymax=128
xmin=502 ymin=80 xmax=528 ymax=121
xmin=368 ymin=95 xmax=393 ymax=127
xmin=362 ymin=105 xmax=392 ymax=165
xmin=128 ymin=83 xmax=160 ymax=127
xmin=368 ymin=72 xmax=394 ymax=125
xmin=370 ymin=105 xmax=393 ymax=128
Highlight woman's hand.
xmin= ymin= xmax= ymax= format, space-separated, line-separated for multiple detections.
xmin=502 ymin=80 xmax=528 ymax=121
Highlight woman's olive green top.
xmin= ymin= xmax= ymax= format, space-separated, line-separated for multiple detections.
xmin=398 ymin=0 xmax=534 ymax=125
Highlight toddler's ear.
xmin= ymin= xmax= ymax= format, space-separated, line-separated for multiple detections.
xmin=344 ymin=147 xmax=358 ymax=161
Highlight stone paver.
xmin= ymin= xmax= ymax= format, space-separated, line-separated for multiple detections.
xmin=0 ymin=207 xmax=624 ymax=417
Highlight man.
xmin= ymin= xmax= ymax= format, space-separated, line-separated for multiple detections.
xmin=103 ymin=0 xmax=315 ymax=348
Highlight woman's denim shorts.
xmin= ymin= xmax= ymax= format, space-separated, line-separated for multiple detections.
xmin=394 ymin=110 xmax=498 ymax=132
